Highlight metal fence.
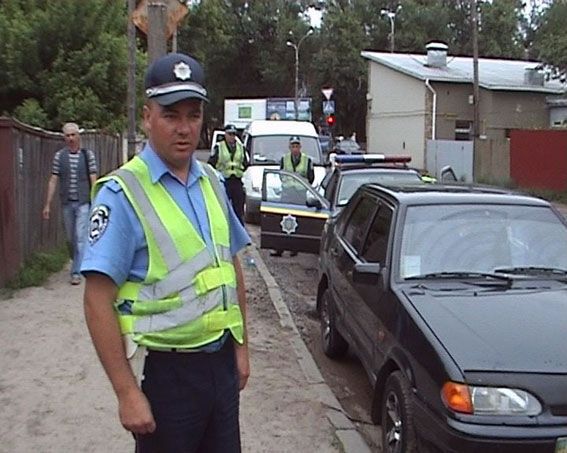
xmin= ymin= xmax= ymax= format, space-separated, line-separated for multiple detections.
xmin=0 ymin=117 xmax=123 ymax=286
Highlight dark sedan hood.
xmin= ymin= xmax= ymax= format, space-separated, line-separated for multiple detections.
xmin=404 ymin=285 xmax=567 ymax=373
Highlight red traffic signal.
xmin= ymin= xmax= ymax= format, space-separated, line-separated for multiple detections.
xmin=326 ymin=114 xmax=336 ymax=127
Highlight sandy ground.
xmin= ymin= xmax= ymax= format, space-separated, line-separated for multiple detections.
xmin=0 ymin=247 xmax=340 ymax=453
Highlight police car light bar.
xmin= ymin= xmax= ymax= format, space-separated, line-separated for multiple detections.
xmin=331 ymin=154 xmax=411 ymax=165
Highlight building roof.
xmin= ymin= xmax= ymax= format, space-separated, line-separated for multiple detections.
xmin=361 ymin=51 xmax=567 ymax=94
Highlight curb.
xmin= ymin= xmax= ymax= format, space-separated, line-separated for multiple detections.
xmin=247 ymin=245 xmax=373 ymax=453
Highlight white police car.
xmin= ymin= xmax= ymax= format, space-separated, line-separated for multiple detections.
xmin=241 ymin=120 xmax=326 ymax=223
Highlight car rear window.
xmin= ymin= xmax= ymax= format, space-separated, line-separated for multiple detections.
xmin=337 ymin=171 xmax=422 ymax=206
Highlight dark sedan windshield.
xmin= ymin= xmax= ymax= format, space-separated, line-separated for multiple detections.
xmin=249 ymin=136 xmax=322 ymax=165
xmin=337 ymin=170 xmax=422 ymax=206
xmin=399 ymin=204 xmax=567 ymax=279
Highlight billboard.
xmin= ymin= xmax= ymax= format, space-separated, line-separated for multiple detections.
xmin=266 ymin=98 xmax=312 ymax=121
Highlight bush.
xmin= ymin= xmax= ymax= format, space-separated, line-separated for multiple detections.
xmin=4 ymin=246 xmax=69 ymax=291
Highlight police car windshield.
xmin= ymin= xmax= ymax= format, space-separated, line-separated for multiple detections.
xmin=249 ymin=136 xmax=322 ymax=165
xmin=399 ymin=204 xmax=567 ymax=280
xmin=337 ymin=170 xmax=422 ymax=206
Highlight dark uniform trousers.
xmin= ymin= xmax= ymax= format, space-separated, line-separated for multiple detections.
xmin=136 ymin=339 xmax=241 ymax=453
xmin=224 ymin=176 xmax=245 ymax=225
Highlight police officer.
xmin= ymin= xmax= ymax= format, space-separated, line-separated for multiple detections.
xmin=271 ymin=136 xmax=314 ymax=257
xmin=82 ymin=52 xmax=250 ymax=453
xmin=280 ymin=136 xmax=314 ymax=184
xmin=208 ymin=123 xmax=248 ymax=224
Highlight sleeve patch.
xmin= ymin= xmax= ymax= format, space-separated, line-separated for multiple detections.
xmin=89 ymin=205 xmax=111 ymax=245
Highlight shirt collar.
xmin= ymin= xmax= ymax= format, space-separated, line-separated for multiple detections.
xmin=140 ymin=143 xmax=206 ymax=185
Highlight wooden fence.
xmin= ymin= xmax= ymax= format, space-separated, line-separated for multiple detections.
xmin=0 ymin=117 xmax=123 ymax=286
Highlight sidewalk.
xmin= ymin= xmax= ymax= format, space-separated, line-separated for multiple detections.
xmin=0 ymin=245 xmax=370 ymax=453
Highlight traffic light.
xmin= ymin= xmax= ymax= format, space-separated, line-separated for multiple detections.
xmin=326 ymin=114 xmax=336 ymax=128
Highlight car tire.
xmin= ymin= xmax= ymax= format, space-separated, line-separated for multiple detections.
xmin=320 ymin=288 xmax=348 ymax=358
xmin=381 ymin=371 xmax=418 ymax=453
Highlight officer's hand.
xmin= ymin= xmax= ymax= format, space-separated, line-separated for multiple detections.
xmin=42 ymin=206 xmax=50 ymax=220
xmin=235 ymin=342 xmax=250 ymax=391
xmin=118 ymin=387 xmax=156 ymax=434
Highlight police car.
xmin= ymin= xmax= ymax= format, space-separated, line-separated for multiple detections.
xmin=259 ymin=154 xmax=424 ymax=254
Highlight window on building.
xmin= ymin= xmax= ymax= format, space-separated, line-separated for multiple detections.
xmin=455 ymin=120 xmax=472 ymax=141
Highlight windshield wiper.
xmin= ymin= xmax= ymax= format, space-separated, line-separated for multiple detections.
xmin=406 ymin=271 xmax=512 ymax=282
xmin=494 ymin=266 xmax=567 ymax=276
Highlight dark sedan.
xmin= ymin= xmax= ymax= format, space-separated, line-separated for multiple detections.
xmin=317 ymin=183 xmax=567 ymax=452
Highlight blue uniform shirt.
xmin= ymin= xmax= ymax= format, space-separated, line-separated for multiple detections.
xmin=81 ymin=144 xmax=251 ymax=286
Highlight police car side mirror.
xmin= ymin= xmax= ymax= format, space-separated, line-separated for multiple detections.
xmin=306 ymin=192 xmax=323 ymax=209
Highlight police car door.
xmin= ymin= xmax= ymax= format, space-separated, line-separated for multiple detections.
xmin=260 ymin=169 xmax=330 ymax=254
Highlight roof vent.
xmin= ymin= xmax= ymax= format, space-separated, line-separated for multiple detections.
xmin=524 ymin=67 xmax=544 ymax=86
xmin=426 ymin=42 xmax=448 ymax=68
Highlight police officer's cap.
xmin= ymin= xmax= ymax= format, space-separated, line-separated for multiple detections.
xmin=144 ymin=52 xmax=209 ymax=105
xmin=224 ymin=124 xmax=238 ymax=134
xmin=289 ymin=136 xmax=301 ymax=144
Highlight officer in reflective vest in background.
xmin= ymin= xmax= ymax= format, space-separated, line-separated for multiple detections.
xmin=271 ymin=136 xmax=314 ymax=257
xmin=81 ymin=52 xmax=250 ymax=453
xmin=209 ymin=123 xmax=248 ymax=225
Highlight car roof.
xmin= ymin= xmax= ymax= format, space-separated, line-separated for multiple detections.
xmin=362 ymin=183 xmax=552 ymax=207
xmin=245 ymin=120 xmax=318 ymax=137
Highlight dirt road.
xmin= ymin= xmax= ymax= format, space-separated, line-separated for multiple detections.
xmin=0 ymin=248 xmax=345 ymax=453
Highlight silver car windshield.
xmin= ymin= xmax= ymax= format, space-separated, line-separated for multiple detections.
xmin=337 ymin=171 xmax=422 ymax=206
xmin=250 ymin=136 xmax=321 ymax=164
xmin=399 ymin=204 xmax=567 ymax=279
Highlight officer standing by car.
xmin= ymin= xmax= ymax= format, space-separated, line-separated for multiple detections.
xmin=209 ymin=123 xmax=248 ymax=224
xmin=81 ymin=52 xmax=250 ymax=452
xmin=271 ymin=136 xmax=314 ymax=257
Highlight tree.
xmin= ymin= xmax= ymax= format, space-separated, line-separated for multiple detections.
xmin=533 ymin=0 xmax=567 ymax=82
xmin=477 ymin=0 xmax=525 ymax=59
xmin=313 ymin=1 xmax=368 ymax=137
xmin=0 ymin=0 xmax=130 ymax=131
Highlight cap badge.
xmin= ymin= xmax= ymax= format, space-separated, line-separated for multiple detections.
xmin=173 ymin=62 xmax=192 ymax=81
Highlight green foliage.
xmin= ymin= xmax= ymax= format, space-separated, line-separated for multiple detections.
xmin=478 ymin=0 xmax=525 ymax=59
xmin=0 ymin=0 xmax=130 ymax=131
xmin=533 ymin=0 xmax=567 ymax=81
xmin=4 ymin=246 xmax=69 ymax=290
xmin=1 ymin=0 xmax=565 ymax=142
xmin=13 ymin=98 xmax=48 ymax=127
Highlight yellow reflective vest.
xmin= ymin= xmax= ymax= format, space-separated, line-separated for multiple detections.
xmin=282 ymin=152 xmax=309 ymax=179
xmin=93 ymin=156 xmax=244 ymax=349
xmin=217 ymin=141 xmax=245 ymax=178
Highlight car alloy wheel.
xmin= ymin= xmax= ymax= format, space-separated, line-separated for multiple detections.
xmin=382 ymin=371 xmax=417 ymax=453
xmin=320 ymin=288 xmax=348 ymax=358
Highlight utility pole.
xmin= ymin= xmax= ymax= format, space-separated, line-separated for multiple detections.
xmin=127 ymin=0 xmax=137 ymax=160
xmin=286 ymin=28 xmax=313 ymax=120
xmin=472 ymin=0 xmax=480 ymax=147
xmin=148 ymin=1 xmax=167 ymax=63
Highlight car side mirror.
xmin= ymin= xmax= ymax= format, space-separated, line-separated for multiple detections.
xmin=353 ymin=262 xmax=381 ymax=285
xmin=440 ymin=165 xmax=457 ymax=183
xmin=306 ymin=192 xmax=323 ymax=209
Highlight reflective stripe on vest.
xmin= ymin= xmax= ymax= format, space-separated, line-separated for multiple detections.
xmin=93 ymin=156 xmax=244 ymax=348
xmin=217 ymin=141 xmax=245 ymax=178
